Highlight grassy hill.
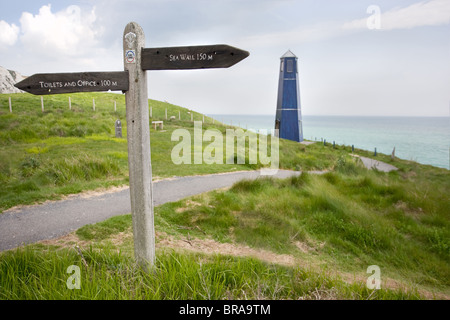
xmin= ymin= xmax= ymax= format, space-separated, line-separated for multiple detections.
xmin=0 ymin=92 xmax=351 ymax=212
xmin=0 ymin=92 xmax=448 ymax=300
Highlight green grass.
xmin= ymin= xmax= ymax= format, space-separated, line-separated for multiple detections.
xmin=0 ymin=93 xmax=245 ymax=211
xmin=1 ymin=92 xmax=348 ymax=212
xmin=153 ymin=168 xmax=449 ymax=297
xmin=1 ymin=92 xmax=449 ymax=300
xmin=0 ymin=244 xmax=421 ymax=300
xmin=30 ymin=154 xmax=443 ymax=299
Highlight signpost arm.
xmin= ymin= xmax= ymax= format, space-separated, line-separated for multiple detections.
xmin=123 ymin=22 xmax=155 ymax=269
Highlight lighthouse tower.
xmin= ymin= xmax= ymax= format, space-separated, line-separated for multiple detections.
xmin=275 ymin=50 xmax=303 ymax=142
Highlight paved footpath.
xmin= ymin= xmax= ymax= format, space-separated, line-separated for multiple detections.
xmin=0 ymin=170 xmax=307 ymax=252
xmin=358 ymin=156 xmax=398 ymax=173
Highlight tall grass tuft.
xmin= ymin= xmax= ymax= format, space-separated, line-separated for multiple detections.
xmin=0 ymin=246 xmax=422 ymax=300
xmin=160 ymin=171 xmax=449 ymax=294
xmin=41 ymin=154 xmax=121 ymax=186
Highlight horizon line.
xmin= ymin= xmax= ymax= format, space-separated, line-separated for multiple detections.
xmin=207 ymin=114 xmax=449 ymax=118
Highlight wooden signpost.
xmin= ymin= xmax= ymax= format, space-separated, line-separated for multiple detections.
xmin=15 ymin=21 xmax=249 ymax=270
xmin=15 ymin=72 xmax=129 ymax=95
xmin=141 ymin=44 xmax=249 ymax=70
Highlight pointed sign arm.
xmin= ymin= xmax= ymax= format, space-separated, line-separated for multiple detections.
xmin=15 ymin=71 xmax=129 ymax=95
xmin=141 ymin=44 xmax=249 ymax=70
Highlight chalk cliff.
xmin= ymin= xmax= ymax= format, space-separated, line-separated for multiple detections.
xmin=0 ymin=66 xmax=26 ymax=93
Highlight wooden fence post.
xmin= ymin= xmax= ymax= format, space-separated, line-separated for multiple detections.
xmin=123 ymin=22 xmax=155 ymax=270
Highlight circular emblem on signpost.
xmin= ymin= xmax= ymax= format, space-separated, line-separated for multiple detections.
xmin=126 ymin=50 xmax=136 ymax=64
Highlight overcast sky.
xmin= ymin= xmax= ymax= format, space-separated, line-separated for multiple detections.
xmin=1 ymin=0 xmax=449 ymax=116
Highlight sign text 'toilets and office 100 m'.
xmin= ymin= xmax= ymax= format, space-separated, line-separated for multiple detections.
xmin=38 ymin=79 xmax=119 ymax=89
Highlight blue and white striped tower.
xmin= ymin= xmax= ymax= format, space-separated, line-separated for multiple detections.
xmin=275 ymin=50 xmax=303 ymax=142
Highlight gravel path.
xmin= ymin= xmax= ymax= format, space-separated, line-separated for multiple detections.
xmin=0 ymin=169 xmax=307 ymax=252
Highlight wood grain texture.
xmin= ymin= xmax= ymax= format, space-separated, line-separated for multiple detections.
xmin=123 ymin=22 xmax=155 ymax=269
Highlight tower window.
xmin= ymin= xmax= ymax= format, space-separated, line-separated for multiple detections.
xmin=287 ymin=60 xmax=294 ymax=73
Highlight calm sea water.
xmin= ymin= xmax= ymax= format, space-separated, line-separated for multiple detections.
xmin=208 ymin=114 xmax=450 ymax=170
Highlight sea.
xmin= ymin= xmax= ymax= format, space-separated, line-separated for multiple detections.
xmin=208 ymin=114 xmax=450 ymax=170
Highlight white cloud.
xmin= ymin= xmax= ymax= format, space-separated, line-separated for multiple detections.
xmin=19 ymin=4 xmax=103 ymax=56
xmin=343 ymin=0 xmax=450 ymax=31
xmin=0 ymin=20 xmax=19 ymax=46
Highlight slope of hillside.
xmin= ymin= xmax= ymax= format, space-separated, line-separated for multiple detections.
xmin=0 ymin=92 xmax=448 ymax=300
xmin=0 ymin=92 xmax=352 ymax=212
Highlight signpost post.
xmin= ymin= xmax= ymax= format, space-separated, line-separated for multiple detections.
xmin=123 ymin=22 xmax=155 ymax=270
xmin=15 ymin=21 xmax=249 ymax=270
